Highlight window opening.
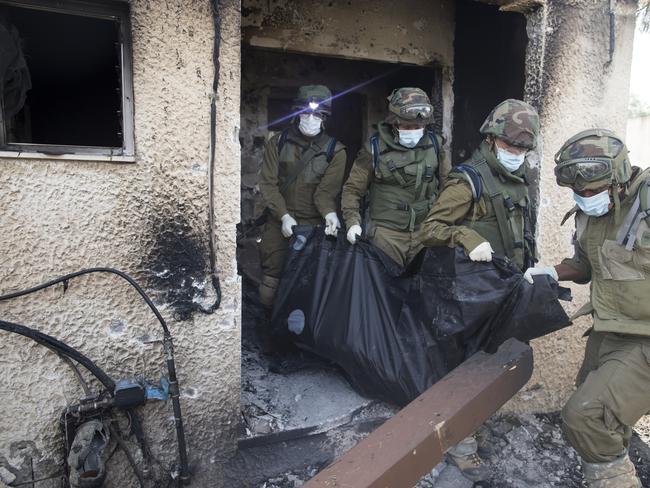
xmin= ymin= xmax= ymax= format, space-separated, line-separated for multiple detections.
xmin=0 ymin=0 xmax=133 ymax=157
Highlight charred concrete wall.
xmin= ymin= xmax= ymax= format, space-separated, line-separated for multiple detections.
xmin=242 ymin=0 xmax=455 ymax=66
xmin=506 ymin=0 xmax=639 ymax=413
xmin=0 ymin=0 xmax=241 ymax=486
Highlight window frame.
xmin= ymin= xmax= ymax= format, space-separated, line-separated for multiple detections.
xmin=0 ymin=0 xmax=135 ymax=158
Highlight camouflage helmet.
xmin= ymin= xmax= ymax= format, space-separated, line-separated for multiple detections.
xmin=293 ymin=85 xmax=332 ymax=117
xmin=386 ymin=87 xmax=434 ymax=125
xmin=554 ymin=129 xmax=632 ymax=191
xmin=480 ymin=99 xmax=540 ymax=150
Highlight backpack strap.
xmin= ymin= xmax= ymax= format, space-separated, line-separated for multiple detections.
xmin=325 ymin=137 xmax=337 ymax=163
xmin=451 ymin=164 xmax=483 ymax=202
xmin=427 ymin=129 xmax=440 ymax=162
xmin=616 ymin=177 xmax=650 ymax=250
xmin=277 ymin=128 xmax=290 ymax=156
xmin=370 ymin=133 xmax=381 ymax=170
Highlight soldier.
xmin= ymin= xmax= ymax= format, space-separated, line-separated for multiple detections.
xmin=419 ymin=99 xmax=539 ymax=270
xmin=418 ymin=99 xmax=540 ymax=482
xmin=257 ymin=85 xmax=346 ymax=309
xmin=341 ymin=87 xmax=449 ymax=266
xmin=524 ymin=129 xmax=650 ymax=487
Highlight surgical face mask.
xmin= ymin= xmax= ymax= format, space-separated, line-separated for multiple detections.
xmin=298 ymin=114 xmax=322 ymax=137
xmin=495 ymin=146 xmax=526 ymax=172
xmin=398 ymin=128 xmax=424 ymax=148
xmin=573 ymin=189 xmax=611 ymax=217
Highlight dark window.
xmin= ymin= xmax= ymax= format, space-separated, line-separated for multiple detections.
xmin=0 ymin=0 xmax=134 ymax=157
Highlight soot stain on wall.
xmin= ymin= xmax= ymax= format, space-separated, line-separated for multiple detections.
xmin=144 ymin=210 xmax=210 ymax=321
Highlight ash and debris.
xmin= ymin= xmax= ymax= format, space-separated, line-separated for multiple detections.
xmin=240 ymin=277 xmax=650 ymax=488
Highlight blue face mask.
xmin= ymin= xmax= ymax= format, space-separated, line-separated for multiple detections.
xmin=495 ymin=146 xmax=526 ymax=172
xmin=573 ymin=189 xmax=610 ymax=216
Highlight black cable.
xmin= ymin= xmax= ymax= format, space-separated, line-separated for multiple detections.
xmin=0 ymin=267 xmax=170 ymax=337
xmin=0 ymin=267 xmax=190 ymax=485
xmin=0 ymin=319 xmax=115 ymax=391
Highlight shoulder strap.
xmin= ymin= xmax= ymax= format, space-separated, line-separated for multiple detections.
xmin=451 ymin=164 xmax=483 ymax=201
xmin=472 ymin=159 xmax=517 ymax=259
xmin=277 ymin=128 xmax=290 ymax=155
xmin=279 ymin=137 xmax=330 ymax=194
xmin=326 ymin=137 xmax=337 ymax=163
xmin=370 ymin=133 xmax=381 ymax=170
xmin=616 ymin=177 xmax=650 ymax=250
xmin=427 ymin=129 xmax=440 ymax=161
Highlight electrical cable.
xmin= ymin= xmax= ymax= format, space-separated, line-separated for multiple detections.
xmin=0 ymin=267 xmax=190 ymax=485
xmin=0 ymin=319 xmax=115 ymax=391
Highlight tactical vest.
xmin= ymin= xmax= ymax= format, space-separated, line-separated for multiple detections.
xmin=451 ymin=153 xmax=534 ymax=270
xmin=569 ymin=169 xmax=650 ymax=336
xmin=276 ymin=128 xmax=340 ymax=220
xmin=367 ymin=127 xmax=442 ymax=232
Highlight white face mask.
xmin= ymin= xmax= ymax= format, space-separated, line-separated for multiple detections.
xmin=573 ymin=189 xmax=611 ymax=217
xmin=398 ymin=128 xmax=424 ymax=148
xmin=495 ymin=146 xmax=526 ymax=172
xmin=298 ymin=114 xmax=322 ymax=137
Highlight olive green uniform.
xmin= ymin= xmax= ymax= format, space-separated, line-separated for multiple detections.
xmin=419 ymin=141 xmax=534 ymax=270
xmin=560 ymin=168 xmax=650 ymax=464
xmin=341 ymin=122 xmax=449 ymax=266
xmin=258 ymin=127 xmax=346 ymax=279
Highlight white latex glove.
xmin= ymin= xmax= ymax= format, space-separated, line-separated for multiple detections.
xmin=281 ymin=214 xmax=297 ymax=238
xmin=324 ymin=212 xmax=340 ymax=236
xmin=347 ymin=224 xmax=362 ymax=245
xmin=523 ymin=265 xmax=558 ymax=284
xmin=468 ymin=241 xmax=494 ymax=262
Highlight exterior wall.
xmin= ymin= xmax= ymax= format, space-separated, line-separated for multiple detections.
xmin=505 ymin=0 xmax=639 ymax=413
xmin=0 ymin=0 xmax=241 ymax=486
xmin=627 ymin=115 xmax=650 ymax=167
xmin=242 ymin=0 xmax=455 ymax=66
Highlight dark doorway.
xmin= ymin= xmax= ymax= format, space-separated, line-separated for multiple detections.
xmin=240 ymin=47 xmax=442 ymax=227
xmin=451 ymin=0 xmax=528 ymax=163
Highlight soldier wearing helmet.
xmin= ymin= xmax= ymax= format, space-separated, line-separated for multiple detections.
xmin=417 ymin=99 xmax=539 ymax=482
xmin=258 ymin=85 xmax=347 ymax=309
xmin=419 ymin=99 xmax=540 ymax=270
xmin=341 ymin=87 xmax=450 ymax=266
xmin=523 ymin=129 xmax=650 ymax=488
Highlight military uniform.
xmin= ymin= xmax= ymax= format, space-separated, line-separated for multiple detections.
xmin=419 ymin=99 xmax=539 ymax=271
xmin=342 ymin=123 xmax=449 ymax=266
xmin=419 ymin=141 xmax=535 ymax=270
xmin=537 ymin=129 xmax=650 ymax=487
xmin=258 ymin=114 xmax=346 ymax=307
xmin=560 ymin=167 xmax=650 ymax=466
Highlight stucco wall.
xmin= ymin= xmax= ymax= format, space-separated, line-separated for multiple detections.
xmin=0 ymin=0 xmax=241 ymax=486
xmin=505 ymin=0 xmax=639 ymax=413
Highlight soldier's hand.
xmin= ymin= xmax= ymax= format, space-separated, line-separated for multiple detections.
xmin=281 ymin=214 xmax=297 ymax=238
xmin=324 ymin=212 xmax=341 ymax=236
xmin=347 ymin=225 xmax=362 ymax=244
xmin=523 ymin=265 xmax=558 ymax=284
xmin=468 ymin=242 xmax=494 ymax=262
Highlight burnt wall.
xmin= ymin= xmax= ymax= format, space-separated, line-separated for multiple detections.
xmin=0 ymin=0 xmax=242 ymax=486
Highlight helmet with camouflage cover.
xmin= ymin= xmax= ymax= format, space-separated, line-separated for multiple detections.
xmin=293 ymin=85 xmax=332 ymax=117
xmin=386 ymin=87 xmax=434 ymax=126
xmin=480 ymin=99 xmax=540 ymax=150
xmin=554 ymin=129 xmax=632 ymax=191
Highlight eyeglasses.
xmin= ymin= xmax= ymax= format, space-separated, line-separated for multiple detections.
xmin=554 ymin=158 xmax=612 ymax=186
xmin=398 ymin=103 xmax=433 ymax=120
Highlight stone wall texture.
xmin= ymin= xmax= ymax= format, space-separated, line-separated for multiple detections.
xmin=0 ymin=0 xmax=241 ymax=486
